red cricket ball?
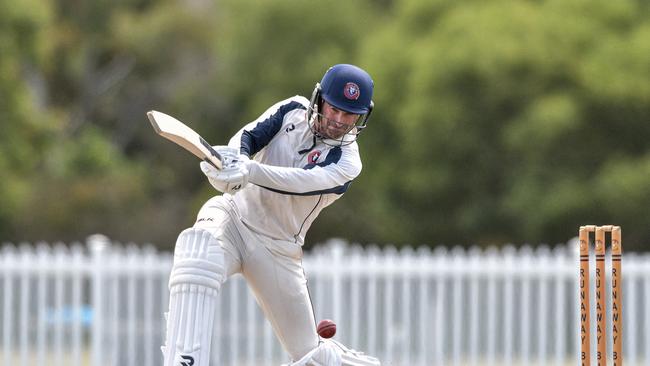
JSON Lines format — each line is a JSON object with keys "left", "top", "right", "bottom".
{"left": 317, "top": 319, "right": 337, "bottom": 338}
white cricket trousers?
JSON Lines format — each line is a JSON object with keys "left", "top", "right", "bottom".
{"left": 194, "top": 195, "right": 319, "bottom": 361}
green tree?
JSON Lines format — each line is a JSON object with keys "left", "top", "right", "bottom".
{"left": 0, "top": 0, "right": 53, "bottom": 237}
{"left": 2, "top": 0, "right": 649, "bottom": 250}
{"left": 357, "top": 0, "right": 650, "bottom": 248}
{"left": 1, "top": 0, "right": 221, "bottom": 245}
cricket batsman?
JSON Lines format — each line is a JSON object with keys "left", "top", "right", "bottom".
{"left": 162, "top": 64, "right": 380, "bottom": 366}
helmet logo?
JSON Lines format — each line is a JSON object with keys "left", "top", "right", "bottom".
{"left": 343, "top": 82, "right": 360, "bottom": 100}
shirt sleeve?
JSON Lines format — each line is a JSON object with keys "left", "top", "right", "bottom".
{"left": 228, "top": 96, "right": 307, "bottom": 156}
{"left": 246, "top": 148, "right": 362, "bottom": 195}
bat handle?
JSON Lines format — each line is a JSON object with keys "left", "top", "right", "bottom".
{"left": 203, "top": 158, "right": 220, "bottom": 169}
{"left": 200, "top": 137, "right": 223, "bottom": 160}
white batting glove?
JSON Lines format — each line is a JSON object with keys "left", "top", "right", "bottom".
{"left": 200, "top": 146, "right": 250, "bottom": 195}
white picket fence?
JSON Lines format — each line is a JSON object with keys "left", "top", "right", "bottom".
{"left": 1, "top": 235, "right": 649, "bottom": 366}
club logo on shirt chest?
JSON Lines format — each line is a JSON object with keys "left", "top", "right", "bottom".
{"left": 307, "top": 150, "right": 322, "bottom": 164}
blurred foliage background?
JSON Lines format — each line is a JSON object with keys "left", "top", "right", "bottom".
{"left": 1, "top": 0, "right": 649, "bottom": 251}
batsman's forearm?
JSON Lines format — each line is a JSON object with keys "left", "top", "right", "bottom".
{"left": 247, "top": 161, "right": 357, "bottom": 194}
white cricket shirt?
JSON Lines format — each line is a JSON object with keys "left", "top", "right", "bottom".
{"left": 226, "top": 96, "right": 362, "bottom": 245}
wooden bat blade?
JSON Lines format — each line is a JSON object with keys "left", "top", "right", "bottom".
{"left": 147, "top": 110, "right": 223, "bottom": 169}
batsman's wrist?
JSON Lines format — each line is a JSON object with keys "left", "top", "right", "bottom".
{"left": 244, "top": 159, "right": 260, "bottom": 184}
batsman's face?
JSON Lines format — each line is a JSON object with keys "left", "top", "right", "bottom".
{"left": 316, "top": 102, "right": 360, "bottom": 139}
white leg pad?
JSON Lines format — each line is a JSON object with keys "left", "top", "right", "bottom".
{"left": 162, "top": 228, "right": 225, "bottom": 366}
{"left": 284, "top": 339, "right": 380, "bottom": 366}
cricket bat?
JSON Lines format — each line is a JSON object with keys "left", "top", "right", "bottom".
{"left": 146, "top": 110, "right": 223, "bottom": 170}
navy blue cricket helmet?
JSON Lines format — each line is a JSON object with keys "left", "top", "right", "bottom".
{"left": 320, "top": 64, "right": 374, "bottom": 114}
{"left": 307, "top": 64, "right": 375, "bottom": 145}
